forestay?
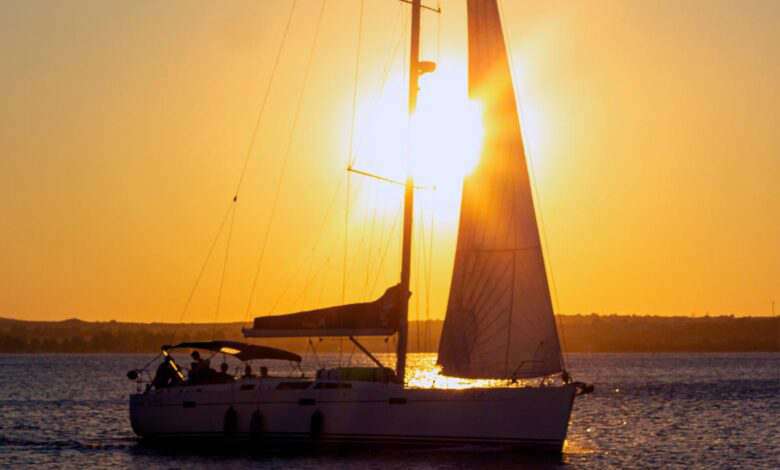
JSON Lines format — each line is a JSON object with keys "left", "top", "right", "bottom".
{"left": 437, "top": 0, "right": 563, "bottom": 379}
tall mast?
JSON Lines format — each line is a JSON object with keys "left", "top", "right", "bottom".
{"left": 396, "top": 0, "right": 422, "bottom": 384}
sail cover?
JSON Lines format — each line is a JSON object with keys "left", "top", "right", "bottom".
{"left": 437, "top": 0, "right": 563, "bottom": 379}
{"left": 243, "top": 284, "right": 406, "bottom": 338}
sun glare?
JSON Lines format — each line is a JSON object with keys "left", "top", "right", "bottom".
{"left": 353, "top": 72, "right": 484, "bottom": 191}
{"left": 350, "top": 68, "right": 484, "bottom": 228}
{"left": 404, "top": 356, "right": 528, "bottom": 390}
{"left": 410, "top": 78, "right": 483, "bottom": 188}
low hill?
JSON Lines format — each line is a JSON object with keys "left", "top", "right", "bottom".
{"left": 0, "top": 315, "right": 777, "bottom": 353}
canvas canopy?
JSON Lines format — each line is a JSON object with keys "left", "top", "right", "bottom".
{"left": 162, "top": 340, "right": 301, "bottom": 363}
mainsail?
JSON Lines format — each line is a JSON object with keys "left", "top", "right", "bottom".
{"left": 437, "top": 0, "right": 563, "bottom": 379}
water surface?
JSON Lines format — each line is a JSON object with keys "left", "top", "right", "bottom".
{"left": 1, "top": 353, "right": 778, "bottom": 468}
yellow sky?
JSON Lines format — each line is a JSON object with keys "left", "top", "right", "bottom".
{"left": 1, "top": 0, "right": 778, "bottom": 323}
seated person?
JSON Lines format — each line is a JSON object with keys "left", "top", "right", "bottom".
{"left": 260, "top": 366, "right": 269, "bottom": 378}
{"left": 188, "top": 350, "right": 212, "bottom": 384}
{"left": 243, "top": 364, "right": 254, "bottom": 378}
{"left": 213, "top": 362, "right": 234, "bottom": 384}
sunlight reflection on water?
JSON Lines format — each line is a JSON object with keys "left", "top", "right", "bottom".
{"left": 405, "top": 353, "right": 523, "bottom": 389}
{"left": 287, "top": 352, "right": 533, "bottom": 389}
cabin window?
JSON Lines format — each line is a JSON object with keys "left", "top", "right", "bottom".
{"left": 275, "top": 382, "right": 313, "bottom": 390}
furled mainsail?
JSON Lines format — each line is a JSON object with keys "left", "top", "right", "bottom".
{"left": 243, "top": 284, "right": 406, "bottom": 338}
{"left": 437, "top": 0, "right": 563, "bottom": 379}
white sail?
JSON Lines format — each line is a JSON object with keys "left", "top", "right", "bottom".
{"left": 437, "top": 0, "right": 563, "bottom": 379}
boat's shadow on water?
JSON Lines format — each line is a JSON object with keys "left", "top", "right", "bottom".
{"left": 128, "top": 438, "right": 571, "bottom": 468}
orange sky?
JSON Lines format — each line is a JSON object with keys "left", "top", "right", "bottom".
{"left": 1, "top": 0, "right": 778, "bottom": 323}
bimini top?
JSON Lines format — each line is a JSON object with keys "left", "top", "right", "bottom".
{"left": 162, "top": 340, "right": 301, "bottom": 363}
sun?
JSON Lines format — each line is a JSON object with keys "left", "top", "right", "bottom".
{"left": 352, "top": 68, "right": 484, "bottom": 216}
{"left": 411, "top": 77, "right": 483, "bottom": 189}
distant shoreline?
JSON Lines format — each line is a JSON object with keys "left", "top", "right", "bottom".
{"left": 1, "top": 315, "right": 778, "bottom": 354}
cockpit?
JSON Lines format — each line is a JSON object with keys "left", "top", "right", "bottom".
{"left": 127, "top": 340, "right": 303, "bottom": 390}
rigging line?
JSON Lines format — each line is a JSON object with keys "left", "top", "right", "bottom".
{"left": 346, "top": 0, "right": 365, "bottom": 170}
{"left": 418, "top": 201, "right": 433, "bottom": 351}
{"left": 175, "top": 201, "right": 233, "bottom": 330}
{"left": 344, "top": 172, "right": 351, "bottom": 304}
{"left": 415, "top": 204, "right": 422, "bottom": 352}
{"left": 294, "top": 236, "right": 332, "bottom": 311}
{"left": 299, "top": 232, "right": 343, "bottom": 308}
{"left": 233, "top": 0, "right": 298, "bottom": 200}
{"left": 297, "top": 188, "right": 371, "bottom": 308}
{"left": 362, "top": 185, "right": 380, "bottom": 296}
{"left": 418, "top": 206, "right": 426, "bottom": 352}
{"left": 418, "top": 201, "right": 431, "bottom": 351}
{"left": 353, "top": 9, "right": 405, "bottom": 297}
{"left": 213, "top": 203, "right": 237, "bottom": 332}
{"left": 315, "top": 257, "right": 333, "bottom": 306}
{"left": 343, "top": 0, "right": 364, "bottom": 306}
{"left": 353, "top": 4, "right": 405, "bottom": 167}
{"left": 380, "top": 5, "right": 407, "bottom": 93}
{"left": 419, "top": 203, "right": 428, "bottom": 350}
{"left": 346, "top": 342, "right": 356, "bottom": 366}
{"left": 361, "top": 188, "right": 389, "bottom": 294}
{"left": 402, "top": 2, "right": 411, "bottom": 165}
{"left": 369, "top": 203, "right": 403, "bottom": 294}
{"left": 425, "top": 193, "right": 434, "bottom": 351}
{"left": 169, "top": 2, "right": 296, "bottom": 335}
{"left": 338, "top": 185, "right": 354, "bottom": 367}
{"left": 344, "top": 24, "right": 404, "bottom": 304}
{"left": 301, "top": 249, "right": 336, "bottom": 308}
{"left": 269, "top": 178, "right": 344, "bottom": 314}
{"left": 362, "top": 195, "right": 390, "bottom": 297}
{"left": 497, "top": 0, "right": 568, "bottom": 369}
{"left": 244, "top": 0, "right": 329, "bottom": 320}
{"left": 347, "top": 179, "right": 374, "bottom": 297}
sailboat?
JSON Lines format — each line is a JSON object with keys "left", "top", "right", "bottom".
{"left": 128, "top": 0, "right": 592, "bottom": 452}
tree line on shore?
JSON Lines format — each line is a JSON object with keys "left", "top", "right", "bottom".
{"left": 0, "top": 315, "right": 777, "bottom": 354}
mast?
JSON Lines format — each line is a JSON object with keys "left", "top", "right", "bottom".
{"left": 396, "top": 0, "right": 422, "bottom": 384}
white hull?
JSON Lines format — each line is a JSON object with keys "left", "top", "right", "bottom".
{"left": 130, "top": 378, "right": 576, "bottom": 452}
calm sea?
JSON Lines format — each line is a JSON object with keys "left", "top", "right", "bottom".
{"left": 0, "top": 353, "right": 778, "bottom": 468}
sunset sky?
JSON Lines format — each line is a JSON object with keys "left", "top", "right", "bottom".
{"left": 1, "top": 0, "right": 778, "bottom": 323}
